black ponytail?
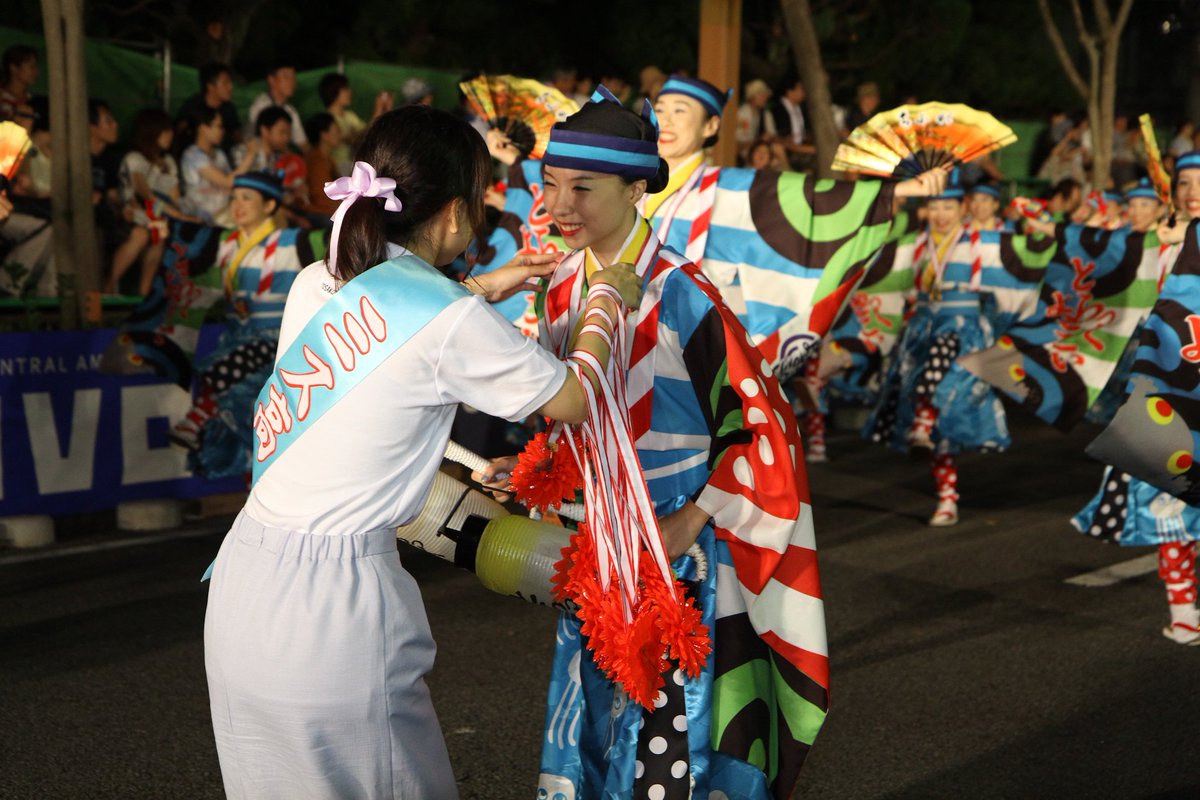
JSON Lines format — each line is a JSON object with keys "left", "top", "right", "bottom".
{"left": 329, "top": 105, "right": 491, "bottom": 280}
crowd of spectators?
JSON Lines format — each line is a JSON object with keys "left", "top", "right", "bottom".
{"left": 0, "top": 41, "right": 1188, "bottom": 302}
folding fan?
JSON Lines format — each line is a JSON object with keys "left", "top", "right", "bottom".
{"left": 459, "top": 74, "right": 579, "bottom": 160}
{"left": 833, "top": 102, "right": 1017, "bottom": 178}
{"left": 0, "top": 121, "right": 31, "bottom": 185}
{"left": 1139, "top": 113, "right": 1172, "bottom": 210}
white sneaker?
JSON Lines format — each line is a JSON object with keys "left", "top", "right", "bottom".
{"left": 1161, "top": 622, "right": 1200, "bottom": 645}
{"left": 928, "top": 499, "right": 958, "bottom": 527}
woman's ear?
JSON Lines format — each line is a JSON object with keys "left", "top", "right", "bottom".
{"left": 627, "top": 179, "right": 647, "bottom": 206}
{"left": 445, "top": 197, "right": 466, "bottom": 234}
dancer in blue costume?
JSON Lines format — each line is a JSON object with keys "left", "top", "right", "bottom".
{"left": 481, "top": 75, "right": 941, "bottom": 380}
{"left": 865, "top": 171, "right": 1044, "bottom": 526}
{"left": 1073, "top": 156, "right": 1200, "bottom": 645}
{"left": 170, "top": 171, "right": 314, "bottom": 479}
{"left": 478, "top": 88, "right": 832, "bottom": 800}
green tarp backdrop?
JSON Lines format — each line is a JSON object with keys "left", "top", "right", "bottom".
{"left": 0, "top": 24, "right": 462, "bottom": 137}
{"left": 0, "top": 23, "right": 1086, "bottom": 185}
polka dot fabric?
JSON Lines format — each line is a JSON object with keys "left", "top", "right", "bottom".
{"left": 204, "top": 339, "right": 277, "bottom": 394}
{"left": 1084, "top": 470, "right": 1131, "bottom": 544}
{"left": 633, "top": 666, "right": 691, "bottom": 799}
{"left": 916, "top": 333, "right": 960, "bottom": 397}
{"left": 1158, "top": 542, "right": 1198, "bottom": 605}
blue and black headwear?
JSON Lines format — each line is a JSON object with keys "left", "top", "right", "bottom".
{"left": 1124, "top": 177, "right": 1161, "bottom": 203}
{"left": 967, "top": 181, "right": 1001, "bottom": 200}
{"left": 233, "top": 170, "right": 285, "bottom": 203}
{"left": 543, "top": 85, "right": 670, "bottom": 194}
{"left": 658, "top": 75, "right": 732, "bottom": 119}
{"left": 1176, "top": 151, "right": 1200, "bottom": 180}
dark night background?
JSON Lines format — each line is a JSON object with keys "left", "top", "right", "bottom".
{"left": 3, "top": 0, "right": 1199, "bottom": 121}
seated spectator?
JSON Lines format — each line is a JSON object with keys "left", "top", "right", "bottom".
{"left": 1169, "top": 121, "right": 1195, "bottom": 159}
{"left": 232, "top": 106, "right": 312, "bottom": 228}
{"left": 772, "top": 77, "right": 813, "bottom": 170}
{"left": 176, "top": 62, "right": 241, "bottom": 154}
{"left": 319, "top": 72, "right": 392, "bottom": 176}
{"left": 108, "top": 108, "right": 196, "bottom": 295}
{"left": 747, "top": 136, "right": 788, "bottom": 171}
{"left": 0, "top": 187, "right": 55, "bottom": 298}
{"left": 89, "top": 99, "right": 124, "bottom": 262}
{"left": 638, "top": 65, "right": 667, "bottom": 105}
{"left": 735, "top": 79, "right": 775, "bottom": 163}
{"left": 301, "top": 112, "right": 341, "bottom": 220}
{"left": 842, "top": 81, "right": 881, "bottom": 135}
{"left": 180, "top": 106, "right": 262, "bottom": 225}
{"left": 231, "top": 106, "right": 294, "bottom": 173}
{"left": 246, "top": 62, "right": 307, "bottom": 153}
{"left": 401, "top": 77, "right": 434, "bottom": 107}
{"left": 0, "top": 45, "right": 37, "bottom": 123}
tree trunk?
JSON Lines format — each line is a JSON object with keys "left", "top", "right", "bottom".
{"left": 779, "top": 0, "right": 839, "bottom": 179}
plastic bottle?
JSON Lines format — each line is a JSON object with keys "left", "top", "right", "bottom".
{"left": 395, "top": 471, "right": 573, "bottom": 608}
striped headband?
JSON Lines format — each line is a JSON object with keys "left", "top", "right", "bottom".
{"left": 1175, "top": 150, "right": 1200, "bottom": 177}
{"left": 542, "top": 85, "right": 661, "bottom": 180}
{"left": 658, "top": 75, "right": 732, "bottom": 118}
{"left": 1124, "top": 179, "right": 1160, "bottom": 202}
{"left": 233, "top": 172, "right": 284, "bottom": 202}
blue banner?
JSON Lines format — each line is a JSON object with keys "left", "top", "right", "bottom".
{"left": 0, "top": 324, "right": 243, "bottom": 516}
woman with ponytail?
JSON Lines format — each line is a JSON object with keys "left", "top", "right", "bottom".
{"left": 203, "top": 105, "right": 641, "bottom": 799}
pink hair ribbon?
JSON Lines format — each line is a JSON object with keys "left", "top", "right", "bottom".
{"left": 324, "top": 160, "right": 403, "bottom": 273}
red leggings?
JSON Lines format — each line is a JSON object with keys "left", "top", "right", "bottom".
{"left": 1159, "top": 542, "right": 1198, "bottom": 605}
{"left": 932, "top": 452, "right": 958, "bottom": 503}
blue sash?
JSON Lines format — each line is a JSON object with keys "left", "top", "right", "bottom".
{"left": 201, "top": 255, "right": 467, "bottom": 581}
{"left": 250, "top": 254, "right": 469, "bottom": 484}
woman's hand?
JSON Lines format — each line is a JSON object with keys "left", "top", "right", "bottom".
{"left": 590, "top": 262, "right": 642, "bottom": 309}
{"left": 894, "top": 165, "right": 951, "bottom": 198}
{"left": 465, "top": 252, "right": 561, "bottom": 302}
{"left": 472, "top": 455, "right": 518, "bottom": 502}
{"left": 486, "top": 129, "right": 520, "bottom": 166}
{"left": 657, "top": 502, "right": 711, "bottom": 560}
{"left": 374, "top": 91, "right": 394, "bottom": 118}
{"left": 1158, "top": 216, "right": 1188, "bottom": 245}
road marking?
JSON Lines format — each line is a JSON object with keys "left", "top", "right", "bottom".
{"left": 0, "top": 522, "right": 230, "bottom": 566}
{"left": 1065, "top": 553, "right": 1159, "bottom": 587}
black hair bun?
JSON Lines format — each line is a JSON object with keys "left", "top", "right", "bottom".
{"left": 645, "top": 158, "right": 670, "bottom": 194}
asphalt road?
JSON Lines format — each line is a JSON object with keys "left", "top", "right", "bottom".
{"left": 1, "top": 414, "right": 1197, "bottom": 799}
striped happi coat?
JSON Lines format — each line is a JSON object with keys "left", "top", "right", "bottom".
{"left": 189, "top": 224, "right": 313, "bottom": 478}
{"left": 482, "top": 156, "right": 897, "bottom": 380}
{"left": 536, "top": 218, "right": 826, "bottom": 800}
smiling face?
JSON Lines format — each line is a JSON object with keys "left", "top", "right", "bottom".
{"left": 927, "top": 198, "right": 965, "bottom": 235}
{"left": 542, "top": 165, "right": 643, "bottom": 262}
{"left": 967, "top": 192, "right": 999, "bottom": 224}
{"left": 654, "top": 93, "right": 719, "bottom": 164}
{"left": 229, "top": 187, "right": 275, "bottom": 231}
{"left": 1176, "top": 169, "right": 1200, "bottom": 221}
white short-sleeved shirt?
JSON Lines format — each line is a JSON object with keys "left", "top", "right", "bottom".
{"left": 244, "top": 252, "right": 566, "bottom": 534}
{"left": 118, "top": 151, "right": 179, "bottom": 205}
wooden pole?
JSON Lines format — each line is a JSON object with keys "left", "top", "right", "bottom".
{"left": 39, "top": 0, "right": 99, "bottom": 327}
{"left": 40, "top": 0, "right": 76, "bottom": 327}
{"left": 698, "top": 0, "right": 742, "bottom": 168}
{"left": 62, "top": 0, "right": 100, "bottom": 312}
